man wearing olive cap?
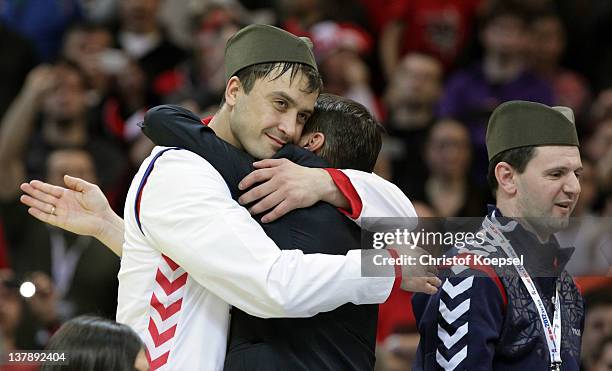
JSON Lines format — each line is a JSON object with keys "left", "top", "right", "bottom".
{"left": 412, "top": 100, "right": 584, "bottom": 370}
{"left": 114, "top": 23, "right": 427, "bottom": 371}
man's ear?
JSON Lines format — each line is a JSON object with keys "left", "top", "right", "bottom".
{"left": 495, "top": 162, "right": 517, "bottom": 196}
{"left": 224, "top": 76, "right": 242, "bottom": 107}
{"left": 302, "top": 132, "right": 325, "bottom": 152}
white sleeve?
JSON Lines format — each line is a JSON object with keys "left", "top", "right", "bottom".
{"left": 340, "top": 169, "right": 418, "bottom": 231}
{"left": 138, "top": 149, "right": 394, "bottom": 319}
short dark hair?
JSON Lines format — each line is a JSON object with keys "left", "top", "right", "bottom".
{"left": 221, "top": 62, "right": 323, "bottom": 104}
{"left": 303, "top": 94, "right": 384, "bottom": 172}
{"left": 481, "top": 0, "right": 532, "bottom": 27}
{"left": 53, "top": 57, "right": 90, "bottom": 91}
{"left": 487, "top": 146, "right": 537, "bottom": 195}
{"left": 41, "top": 316, "right": 143, "bottom": 371}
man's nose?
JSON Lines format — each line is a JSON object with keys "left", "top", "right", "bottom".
{"left": 277, "top": 113, "right": 298, "bottom": 142}
{"left": 564, "top": 172, "right": 581, "bottom": 196}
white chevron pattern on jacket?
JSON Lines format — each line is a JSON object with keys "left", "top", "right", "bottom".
{"left": 438, "top": 323, "right": 469, "bottom": 349}
{"left": 439, "top": 298, "right": 470, "bottom": 324}
{"left": 441, "top": 276, "right": 473, "bottom": 299}
{"left": 436, "top": 346, "right": 468, "bottom": 371}
{"left": 436, "top": 276, "right": 473, "bottom": 370}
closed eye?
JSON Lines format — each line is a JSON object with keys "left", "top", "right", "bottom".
{"left": 297, "top": 112, "right": 310, "bottom": 125}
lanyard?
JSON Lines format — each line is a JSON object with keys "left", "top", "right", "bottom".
{"left": 482, "top": 215, "right": 562, "bottom": 371}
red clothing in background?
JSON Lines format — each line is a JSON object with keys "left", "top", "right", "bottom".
{"left": 377, "top": 287, "right": 416, "bottom": 343}
{"left": 386, "top": 0, "right": 482, "bottom": 69}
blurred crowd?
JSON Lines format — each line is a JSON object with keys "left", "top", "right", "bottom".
{"left": 0, "top": 0, "right": 611, "bottom": 370}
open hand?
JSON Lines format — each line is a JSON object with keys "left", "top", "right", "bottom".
{"left": 20, "top": 175, "right": 111, "bottom": 238}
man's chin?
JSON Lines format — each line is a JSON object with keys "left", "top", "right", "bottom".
{"left": 544, "top": 215, "right": 570, "bottom": 232}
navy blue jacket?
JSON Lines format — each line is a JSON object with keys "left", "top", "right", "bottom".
{"left": 412, "top": 207, "right": 584, "bottom": 371}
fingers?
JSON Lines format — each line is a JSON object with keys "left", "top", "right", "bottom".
{"left": 20, "top": 195, "right": 56, "bottom": 215}
{"left": 428, "top": 276, "right": 442, "bottom": 288}
{"left": 239, "top": 174, "right": 277, "bottom": 204}
{"left": 26, "top": 206, "right": 58, "bottom": 227}
{"left": 248, "top": 190, "right": 285, "bottom": 216}
{"left": 20, "top": 182, "right": 61, "bottom": 205}
{"left": 252, "top": 158, "right": 286, "bottom": 169}
{"left": 64, "top": 175, "right": 91, "bottom": 193}
{"left": 423, "top": 282, "right": 439, "bottom": 295}
{"left": 239, "top": 168, "right": 275, "bottom": 191}
{"left": 29, "top": 180, "right": 65, "bottom": 198}
{"left": 261, "top": 199, "right": 293, "bottom": 223}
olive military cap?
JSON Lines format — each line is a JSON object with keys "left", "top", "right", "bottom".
{"left": 486, "top": 100, "right": 579, "bottom": 161}
{"left": 224, "top": 24, "right": 318, "bottom": 82}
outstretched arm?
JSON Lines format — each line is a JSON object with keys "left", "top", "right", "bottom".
{"left": 20, "top": 172, "right": 440, "bottom": 299}
{"left": 20, "top": 175, "right": 124, "bottom": 256}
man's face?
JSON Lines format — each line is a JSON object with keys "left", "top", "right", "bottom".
{"left": 529, "top": 17, "right": 564, "bottom": 67}
{"left": 482, "top": 15, "right": 528, "bottom": 58}
{"left": 229, "top": 69, "right": 317, "bottom": 159}
{"left": 120, "top": 0, "right": 159, "bottom": 33}
{"left": 583, "top": 305, "right": 612, "bottom": 362}
{"left": 42, "top": 65, "right": 87, "bottom": 122}
{"left": 426, "top": 121, "right": 471, "bottom": 179}
{"left": 395, "top": 54, "right": 442, "bottom": 106}
{"left": 514, "top": 146, "right": 582, "bottom": 231}
{"left": 46, "top": 150, "right": 97, "bottom": 187}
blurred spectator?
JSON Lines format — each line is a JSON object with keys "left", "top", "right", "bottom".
{"left": 413, "top": 119, "right": 488, "bottom": 217}
{"left": 384, "top": 53, "right": 443, "bottom": 132}
{"left": 281, "top": 0, "right": 369, "bottom": 37}
{"left": 99, "top": 58, "right": 155, "bottom": 169}
{"left": 382, "top": 53, "right": 443, "bottom": 195}
{"left": 558, "top": 159, "right": 612, "bottom": 276}
{"left": 0, "top": 24, "right": 37, "bottom": 119}
{"left": 61, "top": 23, "right": 115, "bottom": 103}
{"left": 0, "top": 0, "right": 82, "bottom": 62}
{"left": 585, "top": 119, "right": 612, "bottom": 192}
{"left": 0, "top": 271, "right": 40, "bottom": 359}
{"left": 2, "top": 148, "right": 120, "bottom": 324}
{"left": 159, "top": 0, "right": 265, "bottom": 49}
{"left": 0, "top": 61, "right": 125, "bottom": 206}
{"left": 358, "top": 0, "right": 397, "bottom": 35}
{"left": 379, "top": 0, "right": 484, "bottom": 78}
{"left": 582, "top": 288, "right": 612, "bottom": 369}
{"left": 310, "top": 21, "right": 380, "bottom": 119}
{"left": 590, "top": 336, "right": 612, "bottom": 371}
{"left": 591, "top": 89, "right": 612, "bottom": 125}
{"left": 114, "top": 0, "right": 187, "bottom": 105}
{"left": 438, "top": 1, "right": 554, "bottom": 185}
{"left": 558, "top": 1, "right": 612, "bottom": 94}
{"left": 78, "top": 0, "right": 118, "bottom": 23}
{"left": 41, "top": 315, "right": 147, "bottom": 371}
{"left": 166, "top": 3, "right": 243, "bottom": 114}
{"left": 375, "top": 325, "right": 420, "bottom": 371}
{"left": 528, "top": 11, "right": 591, "bottom": 121}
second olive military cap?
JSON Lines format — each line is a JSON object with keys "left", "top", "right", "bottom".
{"left": 486, "top": 100, "right": 579, "bottom": 161}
